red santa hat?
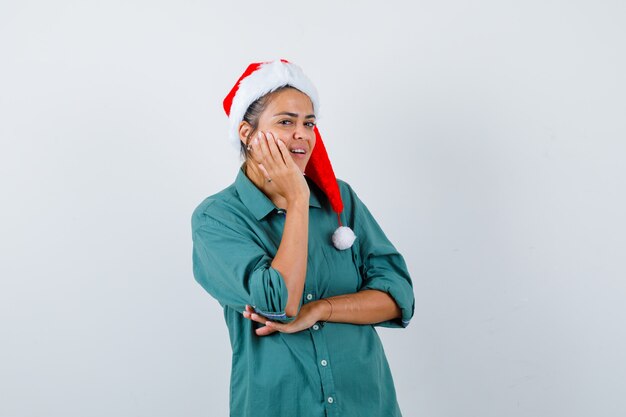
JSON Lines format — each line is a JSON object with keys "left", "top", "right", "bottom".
{"left": 223, "top": 59, "right": 356, "bottom": 250}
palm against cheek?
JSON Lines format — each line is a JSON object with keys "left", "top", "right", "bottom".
{"left": 250, "top": 131, "right": 309, "bottom": 202}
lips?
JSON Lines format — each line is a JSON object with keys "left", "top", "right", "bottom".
{"left": 289, "top": 146, "right": 307, "bottom": 155}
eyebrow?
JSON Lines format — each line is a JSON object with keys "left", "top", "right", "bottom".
{"left": 273, "top": 112, "right": 316, "bottom": 119}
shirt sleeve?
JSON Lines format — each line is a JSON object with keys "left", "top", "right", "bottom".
{"left": 342, "top": 182, "right": 415, "bottom": 328}
{"left": 192, "top": 215, "right": 297, "bottom": 323}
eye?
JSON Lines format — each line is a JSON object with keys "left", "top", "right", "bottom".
{"left": 278, "top": 119, "right": 293, "bottom": 125}
{"left": 305, "top": 121, "right": 316, "bottom": 128}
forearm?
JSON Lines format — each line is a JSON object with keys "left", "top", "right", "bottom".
{"left": 270, "top": 199, "right": 309, "bottom": 317}
{"left": 245, "top": 290, "right": 402, "bottom": 336}
{"left": 315, "top": 289, "right": 401, "bottom": 325}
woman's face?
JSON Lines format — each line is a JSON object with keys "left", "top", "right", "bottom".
{"left": 241, "top": 88, "right": 317, "bottom": 173}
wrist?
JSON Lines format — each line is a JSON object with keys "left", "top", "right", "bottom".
{"left": 315, "top": 298, "right": 333, "bottom": 323}
{"left": 285, "top": 196, "right": 309, "bottom": 210}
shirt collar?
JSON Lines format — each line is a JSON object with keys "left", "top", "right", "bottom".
{"left": 235, "top": 165, "right": 322, "bottom": 220}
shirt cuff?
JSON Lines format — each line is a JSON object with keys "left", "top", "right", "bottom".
{"left": 249, "top": 266, "right": 296, "bottom": 323}
{"left": 251, "top": 306, "right": 296, "bottom": 323}
{"left": 361, "top": 279, "right": 414, "bottom": 328}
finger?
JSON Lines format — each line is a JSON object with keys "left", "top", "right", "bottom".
{"left": 255, "top": 325, "right": 277, "bottom": 336}
{"left": 275, "top": 138, "right": 294, "bottom": 167}
{"left": 257, "top": 163, "right": 271, "bottom": 182}
{"left": 258, "top": 131, "right": 279, "bottom": 167}
{"left": 242, "top": 305, "right": 257, "bottom": 319}
{"left": 256, "top": 131, "right": 273, "bottom": 166}
{"left": 267, "top": 132, "right": 285, "bottom": 164}
{"left": 242, "top": 306, "right": 271, "bottom": 325}
{"left": 249, "top": 313, "right": 270, "bottom": 325}
{"left": 265, "top": 321, "right": 289, "bottom": 333}
{"left": 247, "top": 160, "right": 266, "bottom": 181}
{"left": 243, "top": 310, "right": 278, "bottom": 335}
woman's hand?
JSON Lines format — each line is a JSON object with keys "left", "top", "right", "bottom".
{"left": 247, "top": 131, "right": 309, "bottom": 206}
{"left": 243, "top": 302, "right": 326, "bottom": 337}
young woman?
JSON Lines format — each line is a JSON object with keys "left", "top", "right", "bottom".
{"left": 192, "top": 59, "right": 414, "bottom": 417}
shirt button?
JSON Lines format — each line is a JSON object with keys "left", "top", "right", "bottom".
{"left": 312, "top": 324, "right": 320, "bottom": 331}
{"left": 327, "top": 397, "right": 334, "bottom": 404}
{"left": 320, "top": 359, "right": 328, "bottom": 367}
{"left": 306, "top": 294, "right": 313, "bottom": 301}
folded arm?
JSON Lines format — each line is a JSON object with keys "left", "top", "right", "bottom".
{"left": 243, "top": 180, "right": 414, "bottom": 336}
{"left": 244, "top": 289, "right": 400, "bottom": 336}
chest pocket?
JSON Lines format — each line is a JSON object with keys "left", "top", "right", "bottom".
{"left": 317, "top": 238, "right": 363, "bottom": 296}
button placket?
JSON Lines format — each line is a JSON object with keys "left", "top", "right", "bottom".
{"left": 309, "top": 317, "right": 338, "bottom": 415}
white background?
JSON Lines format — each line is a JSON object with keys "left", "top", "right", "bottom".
{"left": 1, "top": 1, "right": 625, "bottom": 416}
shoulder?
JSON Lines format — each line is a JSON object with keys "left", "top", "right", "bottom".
{"left": 335, "top": 177, "right": 364, "bottom": 208}
{"left": 334, "top": 178, "right": 372, "bottom": 225}
{"left": 336, "top": 177, "right": 357, "bottom": 197}
{"left": 191, "top": 182, "right": 242, "bottom": 231}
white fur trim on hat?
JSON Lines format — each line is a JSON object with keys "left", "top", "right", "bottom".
{"left": 228, "top": 60, "right": 320, "bottom": 148}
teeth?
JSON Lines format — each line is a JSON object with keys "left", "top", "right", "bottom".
{"left": 290, "top": 149, "right": 306, "bottom": 154}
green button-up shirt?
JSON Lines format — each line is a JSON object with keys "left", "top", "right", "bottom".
{"left": 192, "top": 166, "right": 414, "bottom": 417}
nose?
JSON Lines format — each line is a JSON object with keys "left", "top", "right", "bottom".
{"left": 293, "top": 122, "right": 308, "bottom": 141}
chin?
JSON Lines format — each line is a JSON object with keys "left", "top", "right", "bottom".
{"left": 292, "top": 158, "right": 309, "bottom": 174}
{"left": 300, "top": 160, "right": 311, "bottom": 173}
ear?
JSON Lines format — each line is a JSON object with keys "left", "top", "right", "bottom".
{"left": 238, "top": 121, "right": 252, "bottom": 146}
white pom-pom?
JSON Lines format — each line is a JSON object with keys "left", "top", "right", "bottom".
{"left": 332, "top": 226, "right": 356, "bottom": 250}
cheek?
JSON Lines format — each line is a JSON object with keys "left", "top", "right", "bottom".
{"left": 256, "top": 120, "right": 272, "bottom": 131}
